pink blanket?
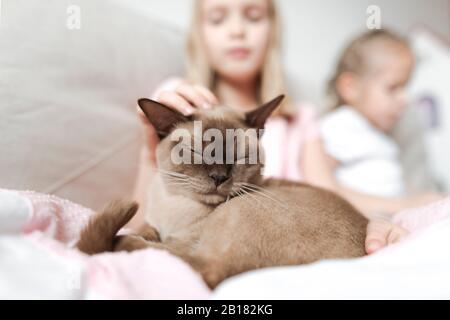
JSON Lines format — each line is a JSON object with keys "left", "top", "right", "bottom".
{"left": 0, "top": 189, "right": 210, "bottom": 299}
{"left": 0, "top": 188, "right": 449, "bottom": 299}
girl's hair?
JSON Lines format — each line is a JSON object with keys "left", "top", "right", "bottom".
{"left": 327, "top": 29, "right": 410, "bottom": 110}
{"left": 186, "top": 0, "right": 294, "bottom": 117}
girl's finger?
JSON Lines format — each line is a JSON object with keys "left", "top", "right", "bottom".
{"left": 365, "top": 219, "right": 390, "bottom": 254}
{"left": 386, "top": 225, "right": 409, "bottom": 245}
{"left": 157, "top": 91, "right": 196, "bottom": 115}
{"left": 365, "top": 219, "right": 409, "bottom": 254}
{"left": 194, "top": 85, "right": 219, "bottom": 106}
{"left": 176, "top": 84, "right": 212, "bottom": 109}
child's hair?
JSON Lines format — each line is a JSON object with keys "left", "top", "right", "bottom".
{"left": 186, "top": 0, "right": 294, "bottom": 117}
{"left": 327, "top": 29, "right": 410, "bottom": 110}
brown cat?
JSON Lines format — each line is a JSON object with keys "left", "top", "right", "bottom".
{"left": 77, "top": 95, "right": 368, "bottom": 289}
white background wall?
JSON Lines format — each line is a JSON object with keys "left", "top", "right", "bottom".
{"left": 118, "top": 0, "right": 449, "bottom": 107}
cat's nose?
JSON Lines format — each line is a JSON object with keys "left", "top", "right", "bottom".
{"left": 210, "top": 174, "right": 229, "bottom": 187}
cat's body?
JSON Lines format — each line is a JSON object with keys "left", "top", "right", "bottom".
{"left": 144, "top": 175, "right": 366, "bottom": 287}
{"left": 77, "top": 96, "right": 368, "bottom": 289}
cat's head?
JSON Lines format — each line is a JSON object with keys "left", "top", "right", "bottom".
{"left": 138, "top": 95, "right": 284, "bottom": 206}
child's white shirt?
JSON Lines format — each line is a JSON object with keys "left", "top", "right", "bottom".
{"left": 320, "top": 106, "right": 405, "bottom": 198}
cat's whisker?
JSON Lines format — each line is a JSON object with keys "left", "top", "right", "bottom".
{"left": 227, "top": 188, "right": 241, "bottom": 203}
{"left": 237, "top": 182, "right": 284, "bottom": 204}
{"left": 188, "top": 178, "right": 205, "bottom": 189}
{"left": 166, "top": 182, "right": 206, "bottom": 194}
{"left": 238, "top": 187, "right": 266, "bottom": 211}
{"left": 160, "top": 173, "right": 204, "bottom": 189}
{"left": 240, "top": 185, "right": 283, "bottom": 204}
{"left": 238, "top": 184, "right": 291, "bottom": 212}
{"left": 163, "top": 174, "right": 214, "bottom": 194}
{"left": 230, "top": 185, "right": 259, "bottom": 207}
{"left": 238, "top": 182, "right": 284, "bottom": 200}
{"left": 235, "top": 189, "right": 248, "bottom": 204}
{"left": 165, "top": 181, "right": 189, "bottom": 185}
{"left": 235, "top": 189, "right": 247, "bottom": 203}
{"left": 239, "top": 183, "right": 278, "bottom": 201}
{"left": 231, "top": 186, "right": 258, "bottom": 208}
{"left": 158, "top": 168, "right": 236, "bottom": 194}
{"left": 161, "top": 175, "right": 190, "bottom": 183}
{"left": 159, "top": 174, "right": 188, "bottom": 182}
{"left": 165, "top": 178, "right": 203, "bottom": 191}
{"left": 161, "top": 174, "right": 185, "bottom": 180}
{"left": 165, "top": 182, "right": 191, "bottom": 188}
{"left": 164, "top": 177, "right": 190, "bottom": 184}
{"left": 155, "top": 168, "right": 190, "bottom": 179}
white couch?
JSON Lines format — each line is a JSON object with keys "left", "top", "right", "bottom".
{"left": 0, "top": 0, "right": 184, "bottom": 210}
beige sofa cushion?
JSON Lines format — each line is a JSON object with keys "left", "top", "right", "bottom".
{"left": 0, "top": 0, "right": 183, "bottom": 210}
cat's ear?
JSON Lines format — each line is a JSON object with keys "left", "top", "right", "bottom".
{"left": 138, "top": 98, "right": 190, "bottom": 139}
{"left": 245, "top": 95, "right": 285, "bottom": 130}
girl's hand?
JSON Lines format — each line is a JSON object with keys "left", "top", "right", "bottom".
{"left": 137, "top": 82, "right": 219, "bottom": 163}
{"left": 365, "top": 219, "right": 409, "bottom": 254}
{"left": 155, "top": 82, "right": 219, "bottom": 115}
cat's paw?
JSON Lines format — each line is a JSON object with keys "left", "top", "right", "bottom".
{"left": 138, "top": 224, "right": 161, "bottom": 242}
{"left": 113, "top": 235, "right": 151, "bottom": 252}
{"left": 200, "top": 265, "right": 226, "bottom": 289}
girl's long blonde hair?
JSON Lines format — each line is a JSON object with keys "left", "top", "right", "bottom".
{"left": 186, "top": 0, "right": 294, "bottom": 117}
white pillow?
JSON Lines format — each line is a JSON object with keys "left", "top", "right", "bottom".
{"left": 408, "top": 27, "right": 450, "bottom": 192}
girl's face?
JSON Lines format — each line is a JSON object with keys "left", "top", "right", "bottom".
{"left": 349, "top": 44, "right": 414, "bottom": 132}
{"left": 201, "top": 0, "right": 271, "bottom": 83}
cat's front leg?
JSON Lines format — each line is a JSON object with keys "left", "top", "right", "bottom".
{"left": 137, "top": 224, "right": 161, "bottom": 242}
{"left": 113, "top": 235, "right": 153, "bottom": 252}
{"left": 113, "top": 235, "right": 225, "bottom": 289}
{"left": 111, "top": 222, "right": 161, "bottom": 252}
{"left": 113, "top": 234, "right": 177, "bottom": 253}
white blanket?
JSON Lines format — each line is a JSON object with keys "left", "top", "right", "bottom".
{"left": 213, "top": 215, "right": 450, "bottom": 299}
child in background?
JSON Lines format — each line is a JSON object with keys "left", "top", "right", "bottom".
{"left": 321, "top": 30, "right": 414, "bottom": 198}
